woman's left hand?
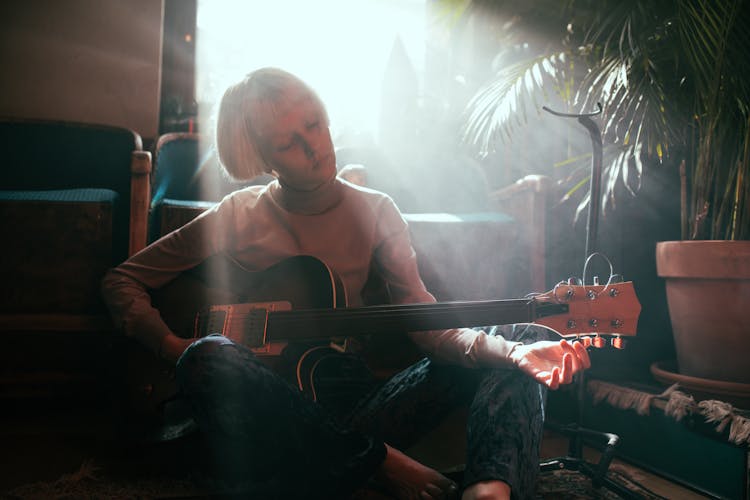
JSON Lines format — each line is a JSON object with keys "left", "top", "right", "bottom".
{"left": 509, "top": 339, "right": 591, "bottom": 389}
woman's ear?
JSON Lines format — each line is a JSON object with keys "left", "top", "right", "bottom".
{"left": 254, "top": 141, "right": 274, "bottom": 174}
{"left": 258, "top": 147, "right": 276, "bottom": 176}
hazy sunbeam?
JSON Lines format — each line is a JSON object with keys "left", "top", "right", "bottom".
{"left": 196, "top": 0, "right": 426, "bottom": 144}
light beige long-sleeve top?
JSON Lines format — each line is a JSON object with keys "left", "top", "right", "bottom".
{"left": 101, "top": 177, "right": 519, "bottom": 368}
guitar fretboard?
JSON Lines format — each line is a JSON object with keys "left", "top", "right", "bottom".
{"left": 263, "top": 299, "right": 565, "bottom": 341}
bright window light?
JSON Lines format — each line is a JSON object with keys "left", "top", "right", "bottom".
{"left": 196, "top": 0, "right": 426, "bottom": 144}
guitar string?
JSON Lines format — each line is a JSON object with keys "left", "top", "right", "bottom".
{"left": 581, "top": 252, "right": 615, "bottom": 297}
{"left": 216, "top": 301, "right": 534, "bottom": 325}
{"left": 547, "top": 252, "right": 617, "bottom": 304}
{"left": 204, "top": 294, "right": 632, "bottom": 341}
{"left": 201, "top": 274, "right": 630, "bottom": 339}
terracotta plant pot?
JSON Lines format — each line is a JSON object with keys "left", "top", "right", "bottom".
{"left": 656, "top": 240, "right": 750, "bottom": 384}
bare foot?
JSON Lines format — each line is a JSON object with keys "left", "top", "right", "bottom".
{"left": 461, "top": 480, "right": 510, "bottom": 500}
{"left": 373, "top": 444, "right": 459, "bottom": 500}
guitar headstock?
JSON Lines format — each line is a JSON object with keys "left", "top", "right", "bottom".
{"left": 534, "top": 281, "right": 641, "bottom": 348}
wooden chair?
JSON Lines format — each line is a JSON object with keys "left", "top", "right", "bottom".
{"left": 0, "top": 118, "right": 151, "bottom": 398}
{"left": 489, "top": 174, "right": 551, "bottom": 294}
{"left": 150, "top": 133, "right": 271, "bottom": 241}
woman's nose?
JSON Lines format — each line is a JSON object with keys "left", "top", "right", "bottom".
{"left": 301, "top": 132, "right": 321, "bottom": 160}
{"left": 302, "top": 140, "right": 316, "bottom": 160}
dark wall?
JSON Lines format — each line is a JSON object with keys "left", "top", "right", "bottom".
{"left": 0, "top": 0, "right": 163, "bottom": 138}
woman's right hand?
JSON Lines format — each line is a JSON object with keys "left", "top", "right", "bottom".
{"left": 158, "top": 334, "right": 196, "bottom": 364}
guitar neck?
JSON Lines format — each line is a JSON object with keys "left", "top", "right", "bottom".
{"left": 264, "top": 298, "right": 566, "bottom": 342}
{"left": 180, "top": 256, "right": 639, "bottom": 349}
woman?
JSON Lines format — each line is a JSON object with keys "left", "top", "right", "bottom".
{"left": 102, "top": 67, "right": 590, "bottom": 500}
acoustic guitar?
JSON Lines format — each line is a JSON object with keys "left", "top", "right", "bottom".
{"left": 127, "top": 254, "right": 641, "bottom": 419}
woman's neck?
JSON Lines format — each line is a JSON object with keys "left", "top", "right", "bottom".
{"left": 271, "top": 175, "right": 344, "bottom": 215}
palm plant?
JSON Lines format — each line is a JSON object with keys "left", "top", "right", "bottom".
{"left": 453, "top": 0, "right": 750, "bottom": 240}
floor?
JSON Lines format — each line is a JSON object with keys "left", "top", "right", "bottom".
{"left": 0, "top": 394, "right": 714, "bottom": 499}
{"left": 538, "top": 432, "right": 711, "bottom": 499}
{"left": 405, "top": 407, "right": 714, "bottom": 500}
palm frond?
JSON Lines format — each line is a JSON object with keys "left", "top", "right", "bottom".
{"left": 675, "top": 0, "right": 750, "bottom": 239}
{"left": 461, "top": 51, "right": 571, "bottom": 154}
{"left": 554, "top": 142, "right": 643, "bottom": 221}
{"left": 457, "top": 0, "right": 750, "bottom": 239}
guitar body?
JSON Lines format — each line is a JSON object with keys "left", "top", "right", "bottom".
{"left": 126, "top": 255, "right": 348, "bottom": 421}
{"left": 152, "top": 254, "right": 347, "bottom": 337}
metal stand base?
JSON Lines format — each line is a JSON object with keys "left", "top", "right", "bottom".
{"left": 541, "top": 420, "right": 644, "bottom": 499}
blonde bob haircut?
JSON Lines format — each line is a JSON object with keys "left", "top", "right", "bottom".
{"left": 215, "top": 67, "right": 329, "bottom": 181}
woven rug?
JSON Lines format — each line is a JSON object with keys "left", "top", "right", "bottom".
{"left": 1, "top": 459, "right": 667, "bottom": 499}
{"left": 536, "top": 466, "right": 667, "bottom": 499}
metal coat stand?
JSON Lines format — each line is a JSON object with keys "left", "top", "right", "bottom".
{"left": 539, "top": 103, "right": 641, "bottom": 499}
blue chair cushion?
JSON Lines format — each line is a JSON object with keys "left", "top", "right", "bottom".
{"left": 0, "top": 188, "right": 119, "bottom": 203}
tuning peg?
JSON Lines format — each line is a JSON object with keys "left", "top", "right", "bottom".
{"left": 609, "top": 274, "right": 624, "bottom": 283}
{"left": 591, "top": 336, "right": 607, "bottom": 348}
{"left": 567, "top": 277, "right": 582, "bottom": 286}
{"left": 611, "top": 336, "right": 626, "bottom": 349}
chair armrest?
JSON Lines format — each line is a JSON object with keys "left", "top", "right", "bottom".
{"left": 490, "top": 174, "right": 551, "bottom": 202}
{"left": 129, "top": 150, "right": 152, "bottom": 256}
{"left": 489, "top": 175, "right": 552, "bottom": 293}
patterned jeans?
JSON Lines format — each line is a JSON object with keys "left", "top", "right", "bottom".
{"left": 175, "top": 325, "right": 552, "bottom": 499}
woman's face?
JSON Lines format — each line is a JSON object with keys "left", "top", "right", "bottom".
{"left": 253, "top": 88, "right": 336, "bottom": 191}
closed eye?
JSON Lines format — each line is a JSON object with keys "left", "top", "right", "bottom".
{"left": 306, "top": 120, "right": 320, "bottom": 130}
